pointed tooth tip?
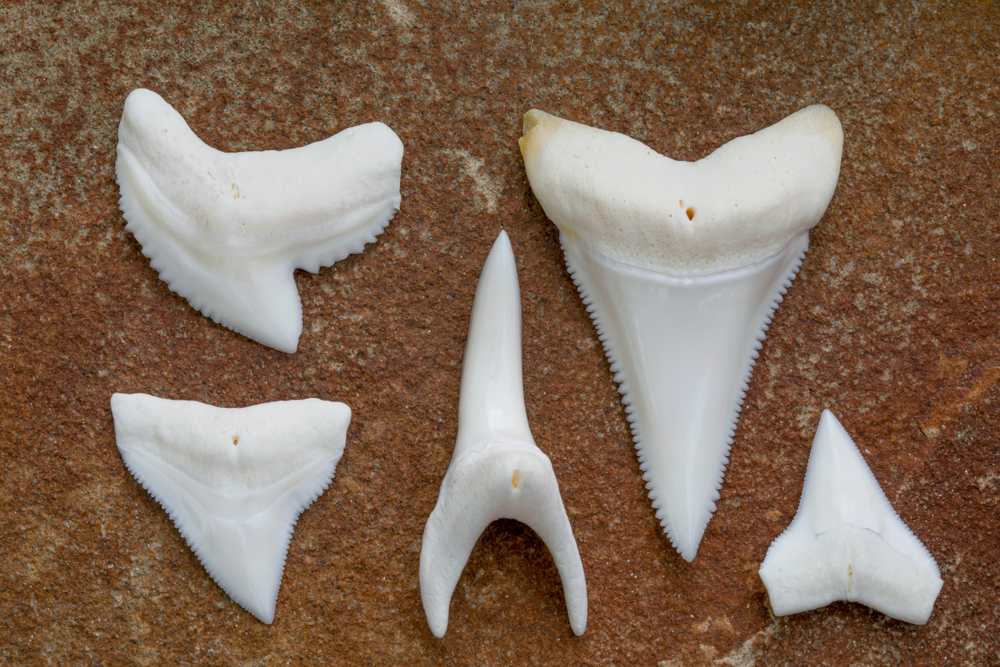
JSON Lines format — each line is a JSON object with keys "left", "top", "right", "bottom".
{"left": 253, "top": 608, "right": 276, "bottom": 625}
{"left": 484, "top": 229, "right": 517, "bottom": 271}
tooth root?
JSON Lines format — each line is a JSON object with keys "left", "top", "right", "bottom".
{"left": 759, "top": 410, "right": 942, "bottom": 624}
{"left": 561, "top": 231, "right": 809, "bottom": 561}
{"left": 420, "top": 444, "right": 588, "bottom": 637}
{"left": 420, "top": 231, "right": 587, "bottom": 637}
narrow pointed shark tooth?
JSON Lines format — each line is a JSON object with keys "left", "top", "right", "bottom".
{"left": 759, "top": 410, "right": 943, "bottom": 624}
{"left": 110, "top": 392, "right": 352, "bottom": 624}
{"left": 520, "top": 107, "right": 844, "bottom": 561}
{"left": 115, "top": 88, "right": 404, "bottom": 353}
{"left": 419, "top": 231, "right": 587, "bottom": 638}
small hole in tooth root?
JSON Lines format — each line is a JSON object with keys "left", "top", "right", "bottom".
{"left": 512, "top": 470, "right": 521, "bottom": 489}
{"left": 232, "top": 435, "right": 239, "bottom": 446}
{"left": 686, "top": 207, "right": 695, "bottom": 220}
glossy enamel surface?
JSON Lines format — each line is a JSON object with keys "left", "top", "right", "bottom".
{"left": 562, "top": 231, "right": 809, "bottom": 561}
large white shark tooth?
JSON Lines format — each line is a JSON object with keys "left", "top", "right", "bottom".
{"left": 115, "top": 88, "right": 404, "bottom": 353}
{"left": 110, "top": 392, "right": 352, "bottom": 624}
{"left": 520, "top": 106, "right": 844, "bottom": 561}
{"left": 759, "top": 410, "right": 943, "bottom": 624}
{"left": 419, "top": 231, "right": 587, "bottom": 638}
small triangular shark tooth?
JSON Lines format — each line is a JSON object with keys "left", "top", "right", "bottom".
{"left": 115, "top": 88, "right": 404, "bottom": 353}
{"left": 419, "top": 231, "right": 587, "bottom": 638}
{"left": 759, "top": 410, "right": 943, "bottom": 625}
{"left": 520, "top": 106, "right": 843, "bottom": 561}
{"left": 111, "top": 393, "right": 352, "bottom": 624}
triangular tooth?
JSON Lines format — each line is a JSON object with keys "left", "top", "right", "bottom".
{"left": 115, "top": 88, "right": 404, "bottom": 352}
{"left": 759, "top": 410, "right": 943, "bottom": 624}
{"left": 111, "top": 393, "right": 352, "bottom": 623}
{"left": 420, "top": 231, "right": 587, "bottom": 638}
{"left": 520, "top": 106, "right": 843, "bottom": 561}
{"left": 561, "top": 231, "right": 809, "bottom": 561}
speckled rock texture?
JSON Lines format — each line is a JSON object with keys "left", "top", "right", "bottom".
{"left": 0, "top": 1, "right": 997, "bottom": 665}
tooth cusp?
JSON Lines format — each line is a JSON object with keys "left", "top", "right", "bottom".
{"left": 555, "top": 226, "right": 812, "bottom": 561}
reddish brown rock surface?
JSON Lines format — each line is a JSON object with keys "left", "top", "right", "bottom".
{"left": 1, "top": 1, "right": 998, "bottom": 664}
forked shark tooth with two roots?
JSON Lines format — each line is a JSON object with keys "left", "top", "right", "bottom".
{"left": 111, "top": 393, "right": 352, "bottom": 624}
{"left": 115, "top": 88, "right": 404, "bottom": 353}
{"left": 759, "top": 410, "right": 943, "bottom": 624}
{"left": 419, "top": 231, "right": 587, "bottom": 638}
{"left": 520, "top": 106, "right": 844, "bottom": 561}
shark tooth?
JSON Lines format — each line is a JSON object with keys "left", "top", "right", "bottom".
{"left": 111, "top": 392, "right": 352, "bottom": 623}
{"left": 520, "top": 106, "right": 843, "bottom": 561}
{"left": 419, "top": 231, "right": 587, "bottom": 638}
{"left": 115, "top": 88, "right": 404, "bottom": 353}
{"left": 759, "top": 410, "right": 943, "bottom": 624}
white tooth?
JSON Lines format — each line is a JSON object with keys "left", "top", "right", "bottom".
{"left": 520, "top": 106, "right": 843, "bottom": 561}
{"left": 111, "top": 393, "right": 352, "bottom": 624}
{"left": 560, "top": 232, "right": 808, "bottom": 561}
{"left": 115, "top": 88, "right": 404, "bottom": 353}
{"left": 419, "top": 231, "right": 587, "bottom": 638}
{"left": 759, "top": 410, "right": 942, "bottom": 624}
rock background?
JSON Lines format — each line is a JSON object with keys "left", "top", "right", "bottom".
{"left": 1, "top": 1, "right": 997, "bottom": 664}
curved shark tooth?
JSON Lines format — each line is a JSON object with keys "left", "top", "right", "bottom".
{"left": 419, "top": 231, "right": 587, "bottom": 638}
{"left": 115, "top": 88, "right": 404, "bottom": 353}
{"left": 759, "top": 410, "right": 943, "bottom": 624}
{"left": 520, "top": 107, "right": 843, "bottom": 561}
{"left": 110, "top": 392, "right": 352, "bottom": 624}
